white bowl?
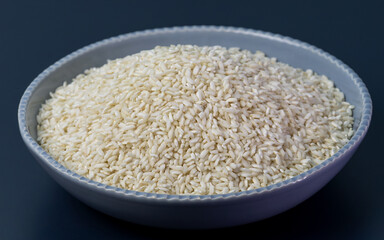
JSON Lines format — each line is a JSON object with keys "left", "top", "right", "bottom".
{"left": 18, "top": 26, "right": 372, "bottom": 229}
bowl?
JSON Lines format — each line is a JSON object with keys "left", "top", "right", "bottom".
{"left": 18, "top": 26, "right": 372, "bottom": 229}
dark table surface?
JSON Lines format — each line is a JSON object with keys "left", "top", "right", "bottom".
{"left": 1, "top": 0, "right": 383, "bottom": 239}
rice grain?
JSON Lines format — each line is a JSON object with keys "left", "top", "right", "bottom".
{"left": 37, "top": 45, "right": 354, "bottom": 195}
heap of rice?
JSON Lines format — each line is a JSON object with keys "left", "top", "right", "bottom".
{"left": 37, "top": 45, "right": 354, "bottom": 195}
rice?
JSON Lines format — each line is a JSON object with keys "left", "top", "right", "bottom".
{"left": 37, "top": 45, "right": 354, "bottom": 195}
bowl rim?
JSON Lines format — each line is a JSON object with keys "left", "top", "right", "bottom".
{"left": 18, "top": 25, "right": 372, "bottom": 202}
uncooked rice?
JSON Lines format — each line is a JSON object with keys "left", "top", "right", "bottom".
{"left": 37, "top": 45, "right": 354, "bottom": 195}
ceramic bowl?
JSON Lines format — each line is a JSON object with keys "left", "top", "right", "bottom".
{"left": 18, "top": 26, "right": 372, "bottom": 229}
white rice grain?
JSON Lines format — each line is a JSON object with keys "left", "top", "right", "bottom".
{"left": 37, "top": 45, "right": 354, "bottom": 195}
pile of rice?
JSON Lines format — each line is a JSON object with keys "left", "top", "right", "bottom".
{"left": 37, "top": 45, "right": 354, "bottom": 195}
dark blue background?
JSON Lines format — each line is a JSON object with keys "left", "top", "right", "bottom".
{"left": 1, "top": 0, "right": 383, "bottom": 239}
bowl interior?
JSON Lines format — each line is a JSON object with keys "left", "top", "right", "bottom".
{"left": 24, "top": 27, "right": 366, "bottom": 162}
